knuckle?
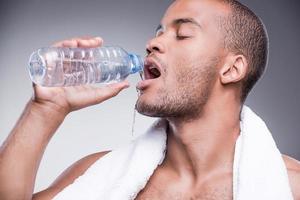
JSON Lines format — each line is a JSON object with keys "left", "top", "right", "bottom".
{"left": 51, "top": 36, "right": 103, "bottom": 48}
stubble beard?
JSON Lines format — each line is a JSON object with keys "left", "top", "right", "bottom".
{"left": 135, "top": 57, "right": 218, "bottom": 122}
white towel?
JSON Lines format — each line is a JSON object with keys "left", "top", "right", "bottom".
{"left": 233, "top": 106, "right": 293, "bottom": 200}
{"left": 53, "top": 105, "right": 293, "bottom": 200}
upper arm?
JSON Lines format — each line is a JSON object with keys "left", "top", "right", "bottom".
{"left": 282, "top": 155, "right": 300, "bottom": 200}
{"left": 32, "top": 151, "right": 110, "bottom": 200}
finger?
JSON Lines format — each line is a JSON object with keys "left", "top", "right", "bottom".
{"left": 77, "top": 37, "right": 103, "bottom": 48}
{"left": 52, "top": 39, "right": 78, "bottom": 48}
{"left": 71, "top": 36, "right": 94, "bottom": 40}
{"left": 69, "top": 36, "right": 102, "bottom": 42}
{"left": 52, "top": 36, "right": 92, "bottom": 47}
{"left": 93, "top": 81, "right": 130, "bottom": 103}
{"left": 52, "top": 36, "right": 103, "bottom": 48}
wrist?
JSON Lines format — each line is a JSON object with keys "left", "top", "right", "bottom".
{"left": 27, "top": 98, "right": 68, "bottom": 124}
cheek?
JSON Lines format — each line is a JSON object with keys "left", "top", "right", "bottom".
{"left": 164, "top": 60, "right": 191, "bottom": 89}
{"left": 168, "top": 52, "right": 198, "bottom": 76}
{"left": 169, "top": 44, "right": 205, "bottom": 69}
{"left": 164, "top": 43, "right": 213, "bottom": 84}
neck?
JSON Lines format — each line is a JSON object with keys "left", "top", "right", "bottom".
{"left": 163, "top": 100, "right": 242, "bottom": 184}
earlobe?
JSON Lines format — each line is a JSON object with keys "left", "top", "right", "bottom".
{"left": 219, "top": 55, "right": 248, "bottom": 85}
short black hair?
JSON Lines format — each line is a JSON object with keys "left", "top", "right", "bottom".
{"left": 219, "top": 0, "right": 269, "bottom": 103}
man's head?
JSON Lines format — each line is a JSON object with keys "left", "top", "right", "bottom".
{"left": 136, "top": 0, "right": 268, "bottom": 120}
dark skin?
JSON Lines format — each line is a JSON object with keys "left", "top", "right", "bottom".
{"left": 139, "top": 1, "right": 300, "bottom": 199}
{"left": 0, "top": 0, "right": 299, "bottom": 200}
{"left": 136, "top": 0, "right": 300, "bottom": 198}
{"left": 136, "top": 0, "right": 236, "bottom": 199}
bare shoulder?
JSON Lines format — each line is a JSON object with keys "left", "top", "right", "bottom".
{"left": 32, "top": 150, "right": 111, "bottom": 200}
{"left": 282, "top": 154, "right": 300, "bottom": 200}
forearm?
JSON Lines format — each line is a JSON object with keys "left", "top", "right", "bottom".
{"left": 0, "top": 100, "right": 66, "bottom": 200}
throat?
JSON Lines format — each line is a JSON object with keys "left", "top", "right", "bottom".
{"left": 163, "top": 117, "right": 240, "bottom": 181}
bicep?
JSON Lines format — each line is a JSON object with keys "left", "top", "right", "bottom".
{"left": 32, "top": 151, "right": 110, "bottom": 200}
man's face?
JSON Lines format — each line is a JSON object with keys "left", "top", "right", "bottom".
{"left": 136, "top": 0, "right": 229, "bottom": 119}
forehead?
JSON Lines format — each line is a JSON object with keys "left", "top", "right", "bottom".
{"left": 162, "top": 0, "right": 230, "bottom": 28}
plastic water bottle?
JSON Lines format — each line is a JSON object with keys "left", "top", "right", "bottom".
{"left": 28, "top": 46, "right": 143, "bottom": 87}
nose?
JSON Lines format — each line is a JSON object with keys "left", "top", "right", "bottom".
{"left": 146, "top": 37, "right": 166, "bottom": 55}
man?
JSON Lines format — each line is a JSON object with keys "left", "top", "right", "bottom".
{"left": 0, "top": 0, "right": 299, "bottom": 199}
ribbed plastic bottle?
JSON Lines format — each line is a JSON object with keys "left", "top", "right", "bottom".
{"left": 28, "top": 46, "right": 143, "bottom": 87}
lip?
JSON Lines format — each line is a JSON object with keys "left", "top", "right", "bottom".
{"left": 136, "top": 79, "right": 156, "bottom": 91}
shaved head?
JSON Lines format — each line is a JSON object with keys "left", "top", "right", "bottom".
{"left": 217, "top": 0, "right": 269, "bottom": 102}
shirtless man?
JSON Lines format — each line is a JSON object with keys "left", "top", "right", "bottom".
{"left": 0, "top": 0, "right": 299, "bottom": 199}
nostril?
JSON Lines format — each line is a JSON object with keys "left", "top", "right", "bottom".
{"left": 146, "top": 48, "right": 151, "bottom": 55}
{"left": 152, "top": 46, "right": 160, "bottom": 52}
{"left": 146, "top": 46, "right": 161, "bottom": 55}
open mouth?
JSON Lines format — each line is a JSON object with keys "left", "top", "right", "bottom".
{"left": 143, "top": 58, "right": 162, "bottom": 80}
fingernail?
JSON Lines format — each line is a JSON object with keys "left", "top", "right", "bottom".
{"left": 94, "top": 37, "right": 103, "bottom": 43}
{"left": 94, "top": 37, "right": 101, "bottom": 40}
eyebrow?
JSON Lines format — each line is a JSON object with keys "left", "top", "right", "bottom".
{"left": 173, "top": 18, "right": 202, "bottom": 29}
{"left": 156, "top": 18, "right": 202, "bottom": 33}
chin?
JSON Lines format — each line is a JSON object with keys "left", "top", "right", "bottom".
{"left": 135, "top": 97, "right": 160, "bottom": 117}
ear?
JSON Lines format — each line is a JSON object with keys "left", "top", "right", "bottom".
{"left": 219, "top": 54, "right": 248, "bottom": 85}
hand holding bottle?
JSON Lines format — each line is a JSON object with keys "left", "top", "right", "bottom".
{"left": 32, "top": 36, "right": 130, "bottom": 116}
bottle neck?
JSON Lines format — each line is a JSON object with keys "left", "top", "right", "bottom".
{"left": 129, "top": 54, "right": 143, "bottom": 74}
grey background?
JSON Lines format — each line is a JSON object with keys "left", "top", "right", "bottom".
{"left": 0, "top": 0, "right": 299, "bottom": 192}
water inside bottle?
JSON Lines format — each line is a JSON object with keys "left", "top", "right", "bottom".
{"left": 60, "top": 57, "right": 130, "bottom": 86}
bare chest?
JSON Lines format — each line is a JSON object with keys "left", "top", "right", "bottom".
{"left": 134, "top": 173, "right": 233, "bottom": 200}
{"left": 135, "top": 186, "right": 232, "bottom": 200}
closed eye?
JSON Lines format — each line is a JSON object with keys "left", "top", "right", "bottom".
{"left": 176, "top": 35, "right": 190, "bottom": 40}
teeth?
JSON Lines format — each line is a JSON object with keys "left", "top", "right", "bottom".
{"left": 149, "top": 64, "right": 157, "bottom": 69}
